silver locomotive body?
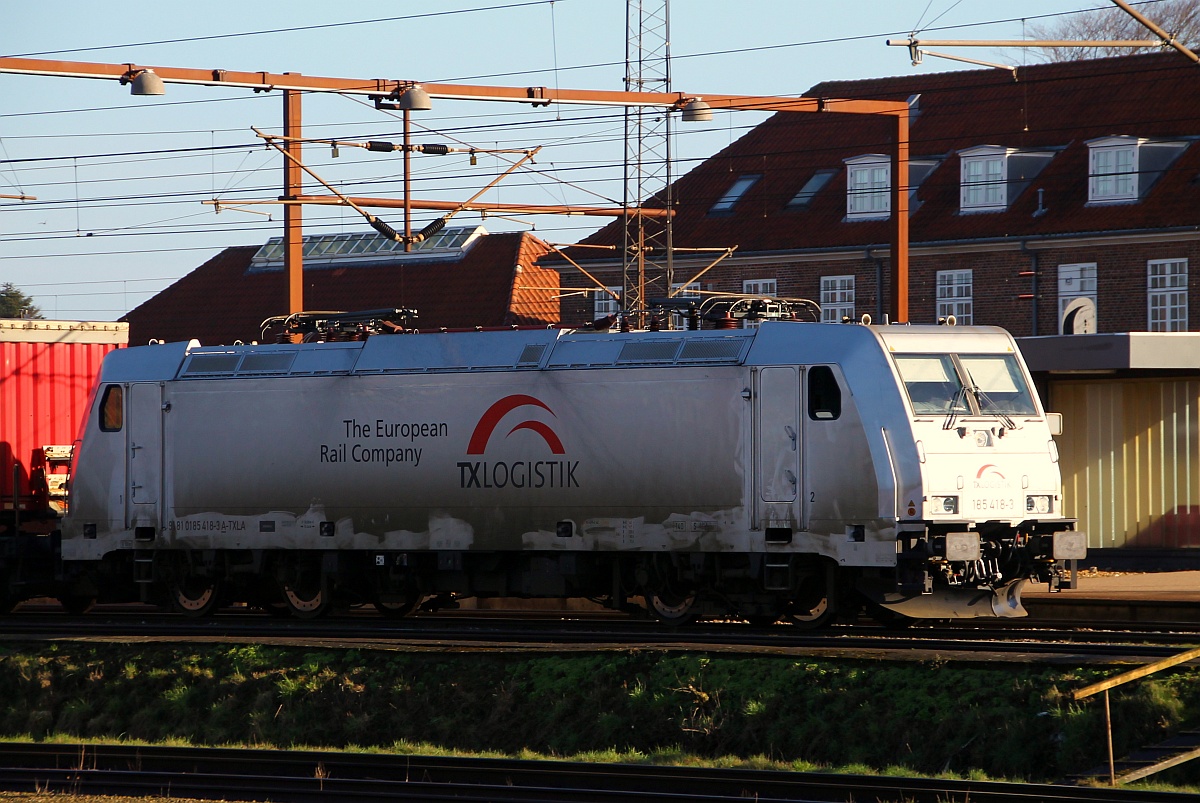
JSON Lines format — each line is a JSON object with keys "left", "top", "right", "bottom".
{"left": 59, "top": 322, "right": 1083, "bottom": 622}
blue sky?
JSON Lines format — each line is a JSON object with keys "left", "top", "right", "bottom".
{"left": 0, "top": 2, "right": 1147, "bottom": 320}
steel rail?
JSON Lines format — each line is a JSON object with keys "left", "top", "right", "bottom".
{"left": 0, "top": 742, "right": 1189, "bottom": 803}
{"left": 0, "top": 611, "right": 1198, "bottom": 662}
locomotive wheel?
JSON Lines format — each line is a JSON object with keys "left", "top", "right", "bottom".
{"left": 279, "top": 559, "right": 331, "bottom": 619}
{"left": 171, "top": 576, "right": 222, "bottom": 617}
{"left": 373, "top": 587, "right": 421, "bottom": 618}
{"left": 282, "top": 585, "right": 328, "bottom": 619}
{"left": 161, "top": 554, "right": 222, "bottom": 617}
{"left": 373, "top": 598, "right": 419, "bottom": 618}
{"left": 788, "top": 596, "right": 832, "bottom": 629}
{"left": 372, "top": 571, "right": 421, "bottom": 618}
{"left": 645, "top": 591, "right": 698, "bottom": 625}
{"left": 788, "top": 571, "right": 834, "bottom": 630}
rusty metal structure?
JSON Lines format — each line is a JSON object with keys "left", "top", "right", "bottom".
{"left": 623, "top": 0, "right": 673, "bottom": 328}
{"left": 0, "top": 57, "right": 911, "bottom": 322}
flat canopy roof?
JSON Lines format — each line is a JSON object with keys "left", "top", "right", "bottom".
{"left": 0, "top": 319, "right": 128, "bottom": 346}
{"left": 1017, "top": 333, "right": 1200, "bottom": 373}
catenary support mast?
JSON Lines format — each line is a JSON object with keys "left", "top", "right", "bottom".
{"left": 624, "top": 0, "right": 673, "bottom": 328}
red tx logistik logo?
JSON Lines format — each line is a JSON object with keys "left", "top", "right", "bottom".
{"left": 466, "top": 394, "right": 564, "bottom": 455}
{"left": 458, "top": 394, "right": 579, "bottom": 489}
{"left": 973, "top": 463, "right": 1011, "bottom": 489}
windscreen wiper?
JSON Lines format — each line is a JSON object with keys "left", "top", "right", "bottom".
{"left": 970, "top": 385, "right": 1018, "bottom": 431}
{"left": 943, "top": 384, "right": 971, "bottom": 430}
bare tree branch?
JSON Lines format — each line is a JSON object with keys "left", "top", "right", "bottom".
{"left": 1027, "top": 0, "right": 1200, "bottom": 61}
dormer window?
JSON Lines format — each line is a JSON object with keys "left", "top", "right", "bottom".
{"left": 1086, "top": 136, "right": 1188, "bottom": 204}
{"left": 1088, "top": 136, "right": 1139, "bottom": 202}
{"left": 844, "top": 155, "right": 890, "bottom": 219}
{"left": 960, "top": 146, "right": 1009, "bottom": 211}
{"left": 957, "top": 145, "right": 1057, "bottom": 213}
{"left": 709, "top": 173, "right": 761, "bottom": 214}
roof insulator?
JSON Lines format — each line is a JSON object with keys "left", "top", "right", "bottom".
{"left": 417, "top": 217, "right": 447, "bottom": 241}
{"left": 369, "top": 217, "right": 401, "bottom": 241}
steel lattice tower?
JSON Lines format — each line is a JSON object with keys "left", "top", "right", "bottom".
{"left": 623, "top": 0, "right": 673, "bottom": 327}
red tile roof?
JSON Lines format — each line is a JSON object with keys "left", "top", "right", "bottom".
{"left": 568, "top": 53, "right": 1200, "bottom": 255}
{"left": 123, "top": 231, "right": 558, "bottom": 346}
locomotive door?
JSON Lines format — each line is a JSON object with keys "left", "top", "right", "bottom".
{"left": 127, "top": 382, "right": 163, "bottom": 529}
{"left": 755, "top": 367, "right": 802, "bottom": 532}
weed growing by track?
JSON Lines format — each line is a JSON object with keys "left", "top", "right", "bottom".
{"left": 0, "top": 643, "right": 1198, "bottom": 786}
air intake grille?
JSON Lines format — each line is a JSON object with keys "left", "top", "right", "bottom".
{"left": 617, "top": 341, "right": 682, "bottom": 363}
{"left": 517, "top": 344, "right": 547, "bottom": 365}
{"left": 679, "top": 339, "right": 745, "bottom": 361}
{"left": 182, "top": 354, "right": 240, "bottom": 375}
{"left": 238, "top": 352, "right": 297, "bottom": 374}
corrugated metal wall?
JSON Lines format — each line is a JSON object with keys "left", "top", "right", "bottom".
{"left": 1052, "top": 378, "right": 1200, "bottom": 548}
{"left": 1, "top": 340, "right": 114, "bottom": 506}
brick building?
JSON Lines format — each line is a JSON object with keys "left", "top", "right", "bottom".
{"left": 123, "top": 226, "right": 560, "bottom": 346}
{"left": 549, "top": 53, "right": 1200, "bottom": 557}
{"left": 555, "top": 52, "right": 1200, "bottom": 337}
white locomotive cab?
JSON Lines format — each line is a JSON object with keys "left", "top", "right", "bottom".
{"left": 56, "top": 322, "right": 1081, "bottom": 624}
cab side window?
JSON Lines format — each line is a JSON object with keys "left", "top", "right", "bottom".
{"left": 99, "top": 385, "right": 124, "bottom": 432}
{"left": 808, "top": 365, "right": 841, "bottom": 420}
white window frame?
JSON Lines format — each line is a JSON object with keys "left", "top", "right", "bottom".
{"left": 1058, "top": 263, "right": 1098, "bottom": 333}
{"left": 1088, "top": 136, "right": 1139, "bottom": 203}
{"left": 936, "top": 269, "right": 973, "bottom": 325}
{"left": 820, "top": 275, "right": 855, "bottom": 323}
{"left": 593, "top": 285, "right": 622, "bottom": 319}
{"left": 959, "top": 145, "right": 1009, "bottom": 212}
{"left": 1148, "top": 258, "right": 1188, "bottom": 332}
{"left": 844, "top": 155, "right": 890, "bottom": 219}
{"left": 742, "top": 279, "right": 777, "bottom": 296}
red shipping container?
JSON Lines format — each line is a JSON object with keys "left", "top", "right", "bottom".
{"left": 1, "top": 320, "right": 127, "bottom": 514}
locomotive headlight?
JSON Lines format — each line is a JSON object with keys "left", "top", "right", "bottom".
{"left": 932, "top": 496, "right": 959, "bottom": 514}
{"left": 1026, "top": 495, "right": 1053, "bottom": 514}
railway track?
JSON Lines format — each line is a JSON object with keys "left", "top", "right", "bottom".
{"left": 1, "top": 607, "right": 1198, "bottom": 662}
{"left": 0, "top": 742, "right": 1191, "bottom": 803}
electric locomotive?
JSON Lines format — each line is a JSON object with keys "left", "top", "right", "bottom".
{"left": 52, "top": 314, "right": 1084, "bottom": 624}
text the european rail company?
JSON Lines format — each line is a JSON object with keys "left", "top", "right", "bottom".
{"left": 319, "top": 417, "right": 449, "bottom": 468}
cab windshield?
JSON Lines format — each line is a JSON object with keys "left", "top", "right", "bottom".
{"left": 893, "top": 355, "right": 971, "bottom": 415}
{"left": 893, "top": 353, "right": 1038, "bottom": 417}
{"left": 959, "top": 354, "right": 1038, "bottom": 415}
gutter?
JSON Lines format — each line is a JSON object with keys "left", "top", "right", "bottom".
{"left": 545, "top": 225, "right": 1200, "bottom": 272}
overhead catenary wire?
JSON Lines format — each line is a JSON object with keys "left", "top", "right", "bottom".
{"left": 1, "top": 2, "right": 1189, "bottom": 313}
{"left": 0, "top": 5, "right": 1140, "bottom": 125}
{"left": 2, "top": 1, "right": 564, "bottom": 59}
{"left": 8, "top": 54, "right": 1195, "bottom": 185}
{"left": 250, "top": 127, "right": 542, "bottom": 242}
